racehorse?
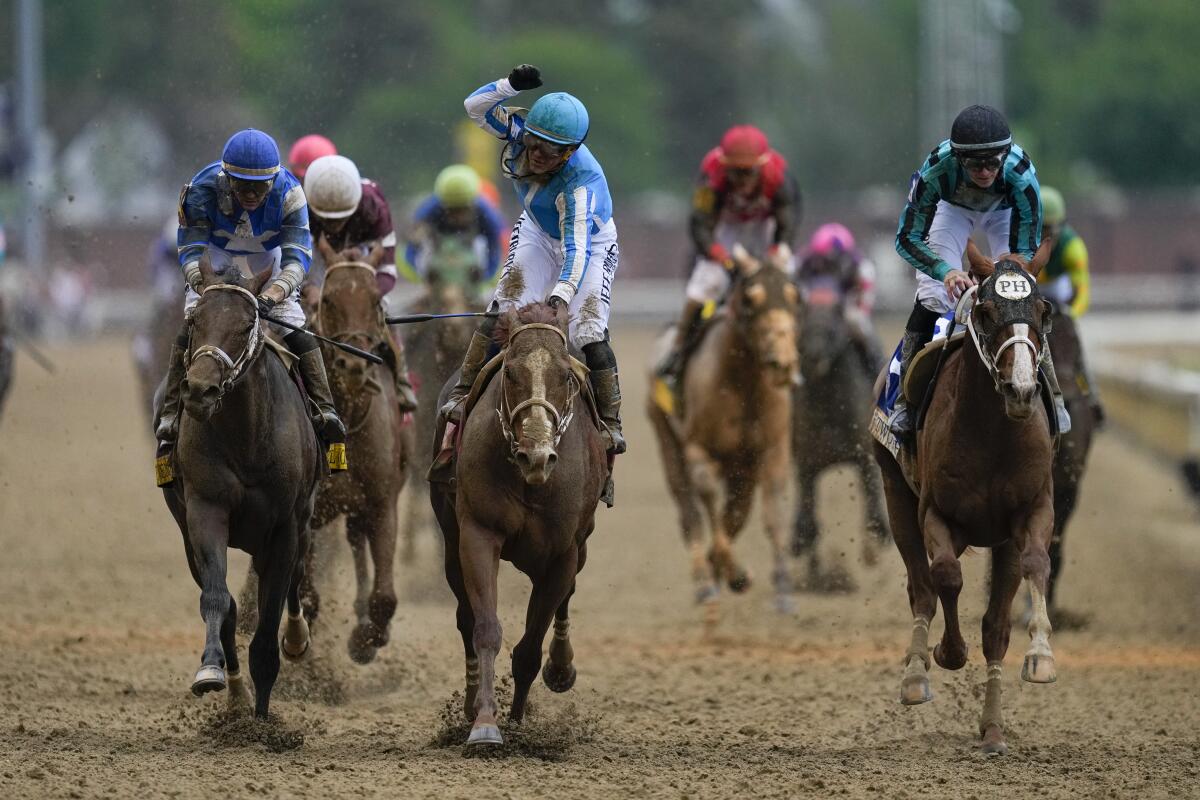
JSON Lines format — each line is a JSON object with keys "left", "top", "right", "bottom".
{"left": 160, "top": 259, "right": 322, "bottom": 719}
{"left": 0, "top": 299, "right": 12, "bottom": 420}
{"left": 303, "top": 238, "right": 408, "bottom": 663}
{"left": 647, "top": 249, "right": 799, "bottom": 615}
{"left": 1042, "top": 304, "right": 1096, "bottom": 627}
{"left": 398, "top": 238, "right": 479, "bottom": 564}
{"left": 874, "top": 245, "right": 1056, "bottom": 756}
{"left": 791, "top": 274, "right": 890, "bottom": 588}
{"left": 430, "top": 302, "right": 608, "bottom": 748}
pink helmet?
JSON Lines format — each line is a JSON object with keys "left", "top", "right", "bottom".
{"left": 808, "top": 223, "right": 856, "bottom": 257}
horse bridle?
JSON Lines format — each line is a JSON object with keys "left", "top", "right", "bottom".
{"left": 496, "top": 322, "right": 579, "bottom": 460}
{"left": 319, "top": 261, "right": 385, "bottom": 351}
{"left": 961, "top": 283, "right": 1043, "bottom": 392}
{"left": 188, "top": 283, "right": 264, "bottom": 398}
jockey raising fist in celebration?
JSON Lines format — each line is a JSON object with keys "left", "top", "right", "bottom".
{"left": 441, "top": 64, "right": 625, "bottom": 456}
{"left": 154, "top": 128, "right": 346, "bottom": 463}
{"left": 303, "top": 153, "right": 418, "bottom": 413}
{"left": 657, "top": 124, "right": 801, "bottom": 384}
{"left": 889, "top": 104, "right": 1070, "bottom": 438}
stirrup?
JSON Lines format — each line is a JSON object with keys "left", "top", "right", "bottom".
{"left": 1054, "top": 400, "right": 1072, "bottom": 435}
{"left": 154, "top": 441, "right": 175, "bottom": 488}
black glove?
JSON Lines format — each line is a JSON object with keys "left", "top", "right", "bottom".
{"left": 257, "top": 295, "right": 278, "bottom": 316}
{"left": 508, "top": 64, "right": 542, "bottom": 91}
{"left": 547, "top": 295, "right": 567, "bottom": 311}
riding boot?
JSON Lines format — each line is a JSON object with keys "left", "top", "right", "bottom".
{"left": 589, "top": 367, "right": 627, "bottom": 455}
{"left": 153, "top": 321, "right": 192, "bottom": 487}
{"left": 384, "top": 331, "right": 419, "bottom": 413}
{"left": 656, "top": 299, "right": 706, "bottom": 385}
{"left": 295, "top": 346, "right": 348, "bottom": 443}
{"left": 1039, "top": 349, "right": 1072, "bottom": 435}
{"left": 887, "top": 330, "right": 928, "bottom": 438}
{"left": 439, "top": 326, "right": 494, "bottom": 424}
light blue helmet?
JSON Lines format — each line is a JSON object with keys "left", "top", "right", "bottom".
{"left": 221, "top": 128, "right": 281, "bottom": 181}
{"left": 524, "top": 92, "right": 589, "bottom": 146}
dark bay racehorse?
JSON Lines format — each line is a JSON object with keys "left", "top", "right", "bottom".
{"left": 304, "top": 239, "right": 408, "bottom": 663}
{"left": 874, "top": 247, "right": 1056, "bottom": 756}
{"left": 399, "top": 240, "right": 479, "bottom": 563}
{"left": 0, "top": 300, "right": 12, "bottom": 420}
{"left": 161, "top": 261, "right": 321, "bottom": 718}
{"left": 430, "top": 302, "right": 608, "bottom": 748}
{"left": 792, "top": 275, "right": 890, "bottom": 587}
{"left": 647, "top": 250, "right": 799, "bottom": 616}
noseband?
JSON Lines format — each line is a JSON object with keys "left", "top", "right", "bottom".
{"left": 188, "top": 283, "right": 264, "bottom": 398}
{"left": 496, "top": 322, "right": 579, "bottom": 460}
{"left": 961, "top": 284, "right": 1043, "bottom": 392}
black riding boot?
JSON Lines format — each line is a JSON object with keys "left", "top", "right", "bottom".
{"left": 583, "top": 337, "right": 626, "bottom": 455}
{"left": 656, "top": 298, "right": 706, "bottom": 384}
{"left": 286, "top": 330, "right": 347, "bottom": 443}
{"left": 153, "top": 321, "right": 192, "bottom": 486}
{"left": 888, "top": 301, "right": 941, "bottom": 438}
{"left": 439, "top": 317, "right": 496, "bottom": 424}
{"left": 1038, "top": 349, "right": 1072, "bottom": 435}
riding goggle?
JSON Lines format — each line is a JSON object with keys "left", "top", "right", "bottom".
{"left": 958, "top": 154, "right": 1004, "bottom": 172}
{"left": 522, "top": 132, "right": 570, "bottom": 159}
{"left": 230, "top": 176, "right": 275, "bottom": 200}
{"left": 726, "top": 166, "right": 761, "bottom": 180}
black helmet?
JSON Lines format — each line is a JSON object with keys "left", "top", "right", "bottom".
{"left": 950, "top": 105, "right": 1011, "bottom": 154}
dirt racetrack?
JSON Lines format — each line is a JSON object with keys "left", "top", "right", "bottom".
{"left": 1, "top": 326, "right": 1197, "bottom": 799}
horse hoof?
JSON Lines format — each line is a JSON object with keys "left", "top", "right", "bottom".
{"left": 694, "top": 584, "right": 719, "bottom": 605}
{"left": 980, "top": 725, "right": 1008, "bottom": 756}
{"left": 1021, "top": 653, "right": 1057, "bottom": 684}
{"left": 466, "top": 724, "right": 503, "bottom": 748}
{"left": 933, "top": 642, "right": 967, "bottom": 671}
{"left": 227, "top": 671, "right": 253, "bottom": 709}
{"left": 347, "top": 626, "right": 379, "bottom": 665}
{"left": 191, "top": 665, "right": 226, "bottom": 696}
{"left": 899, "top": 675, "right": 933, "bottom": 705}
{"left": 541, "top": 661, "right": 577, "bottom": 693}
{"left": 728, "top": 569, "right": 752, "bottom": 594}
{"left": 281, "top": 614, "right": 311, "bottom": 662}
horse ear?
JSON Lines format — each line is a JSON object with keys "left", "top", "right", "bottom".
{"left": 965, "top": 239, "right": 994, "bottom": 279}
{"left": 251, "top": 266, "right": 274, "bottom": 295}
{"left": 730, "top": 243, "right": 761, "bottom": 275}
{"left": 1029, "top": 235, "right": 1052, "bottom": 277}
{"left": 315, "top": 234, "right": 337, "bottom": 266}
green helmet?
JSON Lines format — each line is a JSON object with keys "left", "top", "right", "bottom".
{"left": 1041, "top": 186, "right": 1066, "bottom": 225}
{"left": 434, "top": 164, "right": 481, "bottom": 208}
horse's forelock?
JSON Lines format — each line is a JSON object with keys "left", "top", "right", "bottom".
{"left": 493, "top": 302, "right": 563, "bottom": 347}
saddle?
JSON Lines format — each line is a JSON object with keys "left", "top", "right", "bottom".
{"left": 264, "top": 335, "right": 343, "bottom": 472}
{"left": 652, "top": 299, "right": 723, "bottom": 418}
{"left": 426, "top": 350, "right": 604, "bottom": 490}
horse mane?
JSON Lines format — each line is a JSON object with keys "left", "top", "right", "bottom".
{"left": 492, "top": 302, "right": 563, "bottom": 347}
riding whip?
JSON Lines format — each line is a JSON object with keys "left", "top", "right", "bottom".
{"left": 262, "top": 316, "right": 384, "bottom": 365}
{"left": 385, "top": 312, "right": 501, "bottom": 325}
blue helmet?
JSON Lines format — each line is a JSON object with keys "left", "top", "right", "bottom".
{"left": 221, "top": 128, "right": 281, "bottom": 181}
{"left": 524, "top": 92, "right": 589, "bottom": 146}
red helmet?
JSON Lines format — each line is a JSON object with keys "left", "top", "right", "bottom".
{"left": 287, "top": 134, "right": 337, "bottom": 178}
{"left": 719, "top": 125, "right": 770, "bottom": 168}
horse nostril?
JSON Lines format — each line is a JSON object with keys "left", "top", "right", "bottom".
{"left": 545, "top": 452, "right": 558, "bottom": 470}
{"left": 515, "top": 451, "right": 532, "bottom": 471}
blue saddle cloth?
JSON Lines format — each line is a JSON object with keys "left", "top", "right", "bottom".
{"left": 876, "top": 311, "right": 958, "bottom": 415}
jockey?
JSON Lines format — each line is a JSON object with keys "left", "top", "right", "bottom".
{"left": 286, "top": 134, "right": 337, "bottom": 180}
{"left": 154, "top": 128, "right": 346, "bottom": 454}
{"left": 890, "top": 104, "right": 1070, "bottom": 436}
{"left": 657, "top": 124, "right": 800, "bottom": 382}
{"left": 404, "top": 164, "right": 507, "bottom": 285}
{"left": 443, "top": 63, "right": 625, "bottom": 455}
{"left": 303, "top": 153, "right": 417, "bottom": 413}
{"left": 1038, "top": 186, "right": 1104, "bottom": 424}
{"left": 797, "top": 222, "right": 882, "bottom": 374}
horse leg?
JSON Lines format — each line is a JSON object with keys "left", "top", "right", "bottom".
{"left": 511, "top": 547, "right": 579, "bottom": 723}
{"left": 186, "top": 501, "right": 233, "bottom": 696}
{"left": 236, "top": 566, "right": 259, "bottom": 635}
{"left": 979, "top": 541, "right": 1022, "bottom": 755}
{"left": 543, "top": 580, "right": 578, "bottom": 694}
{"left": 1020, "top": 492, "right": 1057, "bottom": 684}
{"left": 400, "top": 468, "right": 423, "bottom": 565}
{"left": 364, "top": 503, "right": 400, "bottom": 654}
{"left": 857, "top": 449, "right": 891, "bottom": 565}
{"left": 249, "top": 531, "right": 299, "bottom": 719}
{"left": 281, "top": 564, "right": 311, "bottom": 663}
{"left": 221, "top": 594, "right": 252, "bottom": 709}
{"left": 298, "top": 529, "right": 321, "bottom": 624}
{"left": 459, "top": 519, "right": 504, "bottom": 747}
{"left": 684, "top": 443, "right": 724, "bottom": 607}
{"left": 790, "top": 459, "right": 819, "bottom": 560}
{"left": 925, "top": 507, "right": 968, "bottom": 671}
{"left": 345, "top": 509, "right": 396, "bottom": 664}
{"left": 720, "top": 471, "right": 756, "bottom": 595}
{"left": 759, "top": 443, "right": 794, "bottom": 612}
{"left": 876, "top": 445, "right": 936, "bottom": 704}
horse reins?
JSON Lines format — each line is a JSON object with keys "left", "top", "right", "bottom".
{"left": 497, "top": 322, "right": 579, "bottom": 459}
{"left": 189, "top": 283, "right": 264, "bottom": 398}
{"left": 318, "top": 261, "right": 390, "bottom": 434}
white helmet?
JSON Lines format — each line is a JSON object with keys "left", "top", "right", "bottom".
{"left": 304, "top": 155, "right": 362, "bottom": 219}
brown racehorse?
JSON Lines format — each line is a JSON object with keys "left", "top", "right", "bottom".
{"left": 875, "top": 245, "right": 1056, "bottom": 756}
{"left": 430, "top": 302, "right": 608, "bottom": 749}
{"left": 398, "top": 241, "right": 479, "bottom": 564}
{"left": 303, "top": 239, "right": 408, "bottom": 664}
{"left": 161, "top": 260, "right": 322, "bottom": 719}
{"left": 647, "top": 250, "right": 799, "bottom": 616}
